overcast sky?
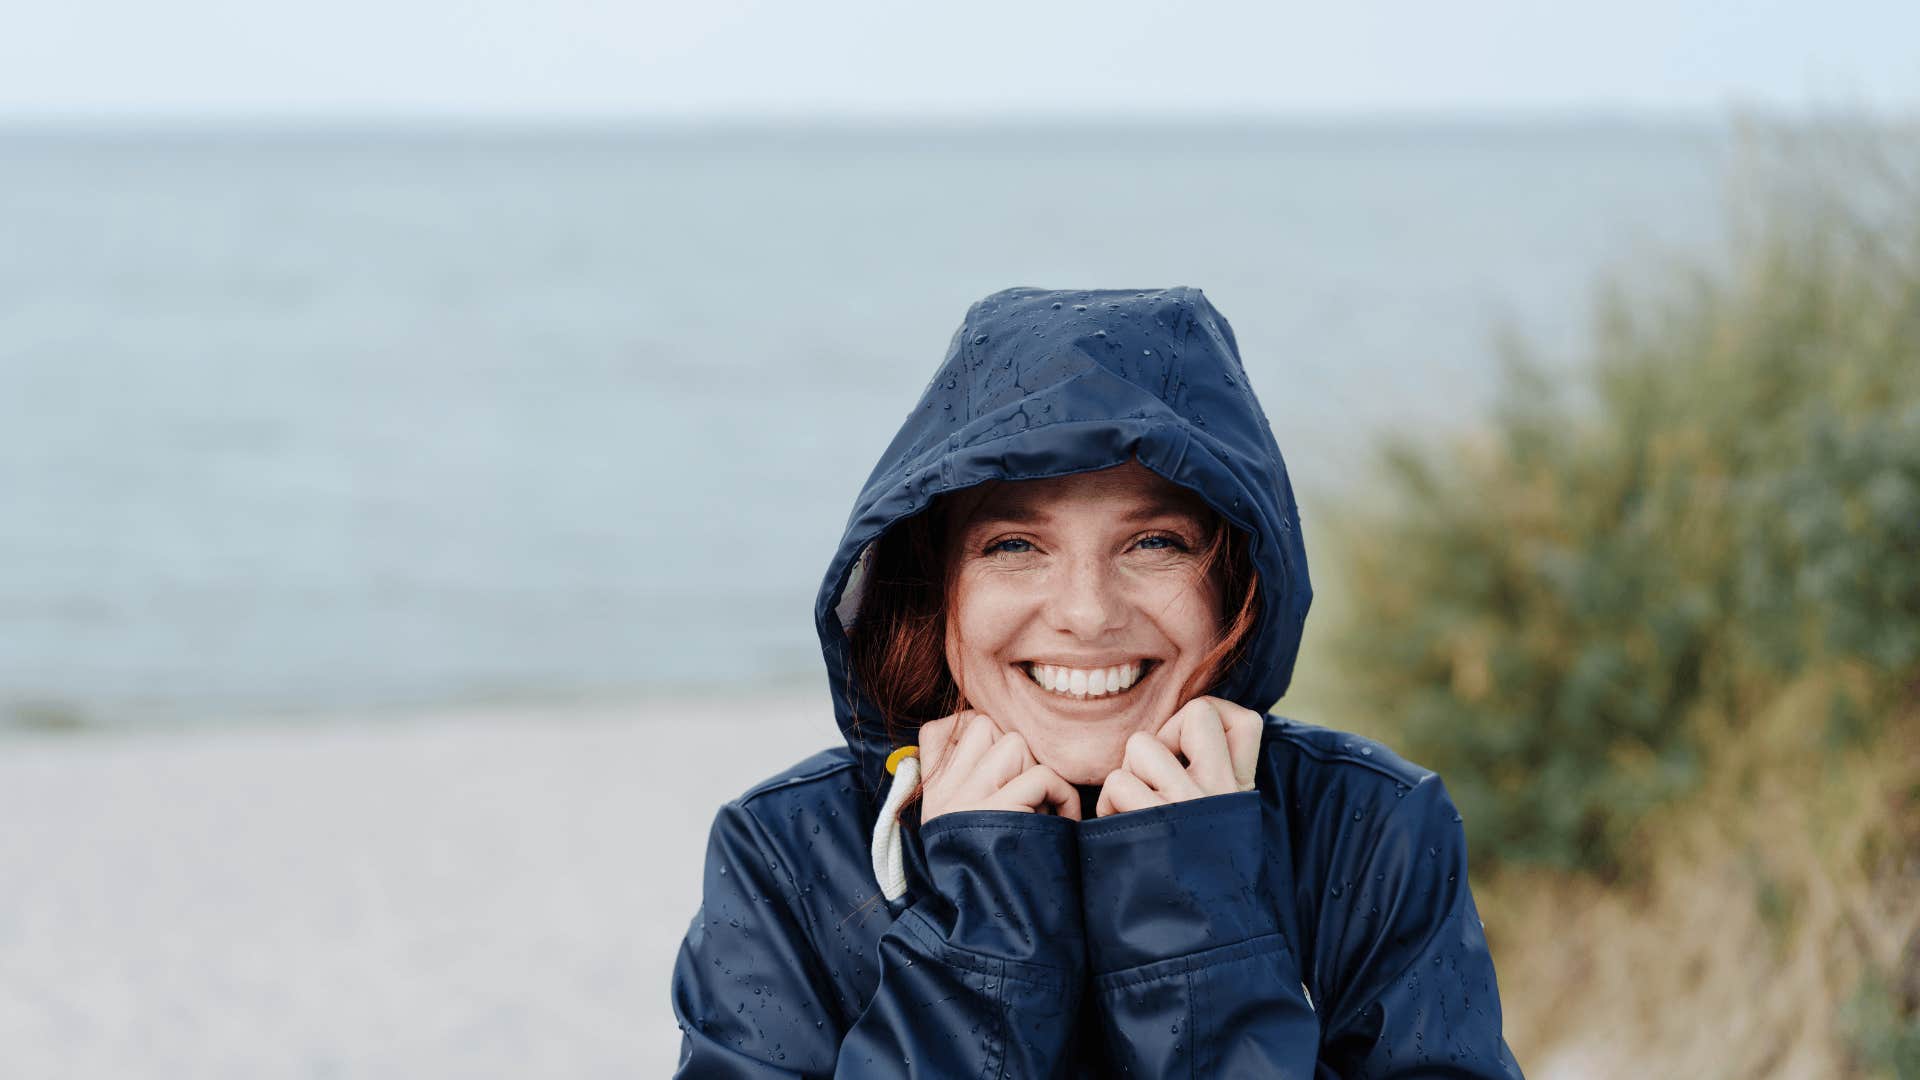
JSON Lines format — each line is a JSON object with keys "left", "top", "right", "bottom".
{"left": 4, "top": 0, "right": 1914, "bottom": 118}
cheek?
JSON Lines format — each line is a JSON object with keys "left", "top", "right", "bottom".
{"left": 1149, "top": 578, "right": 1225, "bottom": 647}
{"left": 946, "top": 579, "right": 1032, "bottom": 684}
{"left": 946, "top": 583, "right": 1000, "bottom": 678}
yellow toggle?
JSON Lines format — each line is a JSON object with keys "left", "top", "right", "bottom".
{"left": 885, "top": 746, "right": 919, "bottom": 775}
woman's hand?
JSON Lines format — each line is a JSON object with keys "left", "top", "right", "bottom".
{"left": 1094, "top": 696, "right": 1264, "bottom": 817}
{"left": 918, "top": 710, "right": 1082, "bottom": 824}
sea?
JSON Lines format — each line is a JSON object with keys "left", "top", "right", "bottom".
{"left": 0, "top": 118, "right": 1731, "bottom": 729}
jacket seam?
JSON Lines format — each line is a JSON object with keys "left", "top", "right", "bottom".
{"left": 890, "top": 909, "right": 1015, "bottom": 1080}
{"left": 1269, "top": 727, "right": 1437, "bottom": 788}
{"left": 1091, "top": 930, "right": 1290, "bottom": 987}
{"left": 896, "top": 906, "right": 1072, "bottom": 991}
{"left": 983, "top": 956, "right": 1009, "bottom": 1080}
{"left": 737, "top": 756, "right": 859, "bottom": 809}
{"left": 1185, "top": 965, "right": 1201, "bottom": 1080}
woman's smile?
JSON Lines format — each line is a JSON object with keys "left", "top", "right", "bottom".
{"left": 1015, "top": 658, "right": 1162, "bottom": 704}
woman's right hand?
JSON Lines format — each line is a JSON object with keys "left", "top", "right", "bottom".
{"left": 918, "top": 711, "right": 1081, "bottom": 824}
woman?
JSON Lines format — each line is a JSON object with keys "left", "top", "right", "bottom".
{"left": 671, "top": 287, "right": 1524, "bottom": 1077}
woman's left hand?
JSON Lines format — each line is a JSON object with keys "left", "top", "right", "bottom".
{"left": 1094, "top": 696, "right": 1264, "bottom": 817}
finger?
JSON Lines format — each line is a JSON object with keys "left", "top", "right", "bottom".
{"left": 1174, "top": 700, "right": 1237, "bottom": 795}
{"left": 1123, "top": 732, "right": 1206, "bottom": 801}
{"left": 942, "top": 711, "right": 999, "bottom": 781}
{"left": 974, "top": 729, "right": 1036, "bottom": 792}
{"left": 918, "top": 713, "right": 963, "bottom": 775}
{"left": 1155, "top": 701, "right": 1192, "bottom": 760}
{"left": 1215, "top": 699, "right": 1264, "bottom": 791}
{"left": 991, "top": 764, "right": 1081, "bottom": 821}
{"left": 1096, "top": 769, "right": 1164, "bottom": 817}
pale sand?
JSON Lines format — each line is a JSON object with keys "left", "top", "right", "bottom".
{"left": 0, "top": 690, "right": 841, "bottom": 1079}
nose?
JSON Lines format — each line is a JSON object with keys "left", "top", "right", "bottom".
{"left": 1043, "top": 552, "right": 1129, "bottom": 640}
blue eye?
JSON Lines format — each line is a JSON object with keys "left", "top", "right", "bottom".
{"left": 1137, "top": 533, "right": 1189, "bottom": 552}
{"left": 985, "top": 538, "right": 1033, "bottom": 555}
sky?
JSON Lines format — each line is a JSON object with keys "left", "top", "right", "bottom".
{"left": 2, "top": 0, "right": 1915, "bottom": 119}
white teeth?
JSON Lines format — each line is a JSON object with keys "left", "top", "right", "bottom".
{"left": 1024, "top": 661, "right": 1147, "bottom": 700}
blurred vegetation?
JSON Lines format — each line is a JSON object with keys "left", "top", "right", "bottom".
{"left": 1331, "top": 119, "right": 1920, "bottom": 1076}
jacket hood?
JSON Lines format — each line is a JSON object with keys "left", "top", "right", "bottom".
{"left": 814, "top": 286, "right": 1312, "bottom": 800}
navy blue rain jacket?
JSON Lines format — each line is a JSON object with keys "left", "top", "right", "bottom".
{"left": 671, "top": 287, "right": 1525, "bottom": 1078}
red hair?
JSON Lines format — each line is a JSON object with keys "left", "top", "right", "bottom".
{"left": 844, "top": 463, "right": 1263, "bottom": 761}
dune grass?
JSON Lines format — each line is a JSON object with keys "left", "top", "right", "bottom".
{"left": 1324, "top": 120, "right": 1920, "bottom": 1076}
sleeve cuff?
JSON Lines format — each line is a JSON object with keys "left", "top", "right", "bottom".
{"left": 1077, "top": 790, "right": 1277, "bottom": 974}
{"left": 918, "top": 809, "right": 1085, "bottom": 970}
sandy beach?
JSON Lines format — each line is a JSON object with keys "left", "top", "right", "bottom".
{"left": 0, "top": 690, "right": 839, "bottom": 1078}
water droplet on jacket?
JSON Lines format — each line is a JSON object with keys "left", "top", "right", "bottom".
{"left": 1224, "top": 372, "right": 1236, "bottom": 386}
{"left": 1329, "top": 883, "right": 1344, "bottom": 898}
{"left": 1051, "top": 301, "right": 1062, "bottom": 309}
{"left": 1073, "top": 304, "right": 1088, "bottom": 312}
{"left": 1360, "top": 745, "right": 1374, "bottom": 756}
{"left": 1093, "top": 330, "right": 1107, "bottom": 338}
{"left": 1142, "top": 349, "right": 1153, "bottom": 356}
{"left": 972, "top": 334, "right": 988, "bottom": 345}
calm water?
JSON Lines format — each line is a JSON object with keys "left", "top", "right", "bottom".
{"left": 0, "top": 120, "right": 1729, "bottom": 727}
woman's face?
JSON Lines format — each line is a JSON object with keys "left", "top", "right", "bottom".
{"left": 943, "top": 460, "right": 1226, "bottom": 785}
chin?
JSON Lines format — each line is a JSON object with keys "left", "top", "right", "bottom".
{"left": 1030, "top": 735, "right": 1130, "bottom": 787}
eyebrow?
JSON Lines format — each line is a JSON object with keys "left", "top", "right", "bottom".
{"left": 968, "top": 497, "right": 1203, "bottom": 529}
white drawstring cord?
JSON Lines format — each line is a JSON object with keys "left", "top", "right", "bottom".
{"left": 869, "top": 747, "right": 920, "bottom": 902}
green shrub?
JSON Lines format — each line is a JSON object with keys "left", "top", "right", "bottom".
{"left": 1335, "top": 123, "right": 1920, "bottom": 877}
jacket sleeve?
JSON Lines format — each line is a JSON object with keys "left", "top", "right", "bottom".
{"left": 1311, "top": 777, "right": 1525, "bottom": 1079}
{"left": 671, "top": 800, "right": 1087, "bottom": 1078}
{"left": 1078, "top": 790, "right": 1322, "bottom": 1076}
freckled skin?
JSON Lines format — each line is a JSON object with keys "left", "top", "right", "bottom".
{"left": 942, "top": 460, "right": 1226, "bottom": 786}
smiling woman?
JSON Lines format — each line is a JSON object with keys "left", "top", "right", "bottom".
{"left": 670, "top": 287, "right": 1525, "bottom": 1078}
{"left": 853, "top": 459, "right": 1262, "bottom": 796}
